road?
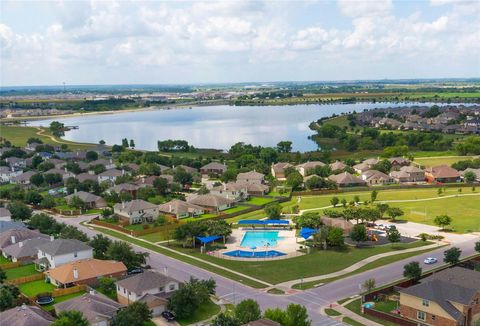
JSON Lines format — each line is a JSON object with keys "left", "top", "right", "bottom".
{"left": 53, "top": 214, "right": 479, "bottom": 326}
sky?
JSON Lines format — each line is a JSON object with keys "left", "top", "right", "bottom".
{"left": 1, "top": 0, "right": 479, "bottom": 86}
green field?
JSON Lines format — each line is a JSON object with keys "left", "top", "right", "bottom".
{"left": 18, "top": 279, "right": 55, "bottom": 297}
{"left": 0, "top": 256, "right": 11, "bottom": 264}
{"left": 177, "top": 299, "right": 221, "bottom": 326}
{"left": 139, "top": 232, "right": 170, "bottom": 243}
{"left": 413, "top": 155, "right": 475, "bottom": 167}
{"left": 247, "top": 197, "right": 277, "bottom": 206}
{"left": 5, "top": 264, "right": 39, "bottom": 280}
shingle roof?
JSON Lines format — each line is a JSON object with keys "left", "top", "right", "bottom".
{"left": 158, "top": 199, "right": 204, "bottom": 215}
{"left": 108, "top": 183, "right": 140, "bottom": 193}
{"left": 65, "top": 191, "right": 102, "bottom": 203}
{"left": 0, "top": 207, "right": 11, "bottom": 217}
{"left": 47, "top": 258, "right": 126, "bottom": 284}
{"left": 271, "top": 162, "right": 293, "bottom": 173}
{"left": 296, "top": 161, "right": 325, "bottom": 169}
{"left": 330, "top": 161, "right": 347, "bottom": 171}
{"left": 2, "top": 237, "right": 51, "bottom": 259}
{"left": 187, "top": 194, "right": 235, "bottom": 207}
{"left": 400, "top": 165, "right": 424, "bottom": 173}
{"left": 0, "top": 304, "right": 54, "bottom": 326}
{"left": 13, "top": 171, "right": 36, "bottom": 182}
{"left": 99, "top": 169, "right": 124, "bottom": 177}
{"left": 36, "top": 239, "right": 92, "bottom": 256}
{"left": 237, "top": 171, "right": 265, "bottom": 181}
{"left": 0, "top": 220, "right": 26, "bottom": 233}
{"left": 0, "top": 228, "right": 45, "bottom": 249}
{"left": 113, "top": 199, "right": 158, "bottom": 214}
{"left": 201, "top": 162, "right": 227, "bottom": 170}
{"left": 328, "top": 172, "right": 366, "bottom": 185}
{"left": 75, "top": 173, "right": 98, "bottom": 183}
{"left": 116, "top": 270, "right": 179, "bottom": 294}
{"left": 426, "top": 165, "right": 460, "bottom": 179}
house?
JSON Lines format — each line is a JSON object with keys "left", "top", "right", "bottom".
{"left": 35, "top": 238, "right": 93, "bottom": 270}
{"left": 461, "top": 168, "right": 480, "bottom": 181}
{"left": 363, "top": 158, "right": 380, "bottom": 168}
{"left": 399, "top": 165, "right": 425, "bottom": 182}
{"left": 271, "top": 162, "right": 293, "bottom": 180}
{"left": 98, "top": 169, "right": 125, "bottom": 184}
{"left": 242, "top": 319, "right": 281, "bottom": 326}
{"left": 296, "top": 161, "right": 326, "bottom": 176}
{"left": 107, "top": 183, "right": 141, "bottom": 197}
{"left": 0, "top": 228, "right": 45, "bottom": 250}
{"left": 321, "top": 216, "right": 354, "bottom": 235}
{"left": 75, "top": 172, "right": 99, "bottom": 183}
{"left": 123, "top": 163, "right": 140, "bottom": 172}
{"left": 0, "top": 207, "right": 11, "bottom": 221}
{"left": 25, "top": 142, "right": 42, "bottom": 151}
{"left": 54, "top": 291, "right": 123, "bottom": 326}
{"left": 200, "top": 162, "right": 227, "bottom": 176}
{"left": 330, "top": 161, "right": 347, "bottom": 172}
{"left": 353, "top": 162, "right": 370, "bottom": 174}
{"left": 55, "top": 151, "right": 87, "bottom": 161}
{"left": 5, "top": 157, "right": 27, "bottom": 168}
{"left": 12, "top": 171, "right": 36, "bottom": 185}
{"left": 113, "top": 199, "right": 159, "bottom": 224}
{"left": 44, "top": 168, "right": 75, "bottom": 181}
{"left": 390, "top": 170, "right": 413, "bottom": 183}
{"left": 425, "top": 165, "right": 460, "bottom": 183}
{"left": 0, "top": 166, "right": 22, "bottom": 183}
{"left": 210, "top": 182, "right": 248, "bottom": 201}
{"left": 158, "top": 199, "right": 204, "bottom": 219}
{"left": 116, "top": 270, "right": 181, "bottom": 316}
{"left": 237, "top": 171, "right": 265, "bottom": 184}
{"left": 46, "top": 258, "right": 127, "bottom": 287}
{"left": 361, "top": 170, "right": 395, "bottom": 185}
{"left": 399, "top": 267, "right": 480, "bottom": 326}
{"left": 64, "top": 190, "right": 107, "bottom": 209}
{"left": 187, "top": 194, "right": 235, "bottom": 213}
{"left": 237, "top": 181, "right": 269, "bottom": 196}
{"left": 2, "top": 237, "right": 50, "bottom": 263}
{"left": 175, "top": 165, "right": 198, "bottom": 174}
{"left": 47, "top": 158, "right": 66, "bottom": 169}
{"left": 89, "top": 159, "right": 115, "bottom": 170}
{"left": 388, "top": 157, "right": 410, "bottom": 170}
{"left": 328, "top": 172, "right": 366, "bottom": 187}
{"left": 0, "top": 220, "right": 26, "bottom": 234}
{"left": 0, "top": 304, "right": 54, "bottom": 326}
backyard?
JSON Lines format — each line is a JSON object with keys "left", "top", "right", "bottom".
{"left": 5, "top": 264, "right": 39, "bottom": 280}
{"left": 413, "top": 155, "right": 474, "bottom": 167}
{"left": 177, "top": 299, "right": 221, "bottom": 326}
{"left": 18, "top": 279, "right": 55, "bottom": 297}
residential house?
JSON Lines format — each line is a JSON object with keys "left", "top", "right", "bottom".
{"left": 0, "top": 304, "right": 54, "bottom": 326}
{"left": 398, "top": 165, "right": 426, "bottom": 182}
{"left": 425, "top": 165, "right": 461, "bottom": 183}
{"left": 2, "top": 237, "right": 50, "bottom": 263}
{"left": 158, "top": 199, "right": 204, "bottom": 219}
{"left": 399, "top": 267, "right": 480, "bottom": 326}
{"left": 46, "top": 258, "right": 127, "bottom": 288}
{"left": 12, "top": 171, "right": 36, "bottom": 185}
{"left": 237, "top": 181, "right": 269, "bottom": 196}
{"left": 35, "top": 238, "right": 93, "bottom": 270}
{"left": 0, "top": 228, "right": 45, "bottom": 250}
{"left": 361, "top": 170, "right": 395, "bottom": 185}
{"left": 25, "top": 142, "right": 42, "bottom": 151}
{"left": 76, "top": 161, "right": 89, "bottom": 171}
{"left": 462, "top": 168, "right": 480, "bottom": 182}
{"left": 44, "top": 168, "right": 75, "bottom": 181}
{"left": 175, "top": 165, "right": 198, "bottom": 174}
{"left": 75, "top": 172, "right": 99, "bottom": 183}
{"left": 113, "top": 199, "right": 159, "bottom": 224}
{"left": 296, "top": 161, "right": 326, "bottom": 177}
{"left": 65, "top": 190, "right": 107, "bottom": 209}
{"left": 89, "top": 159, "right": 115, "bottom": 170}
{"left": 0, "top": 207, "right": 11, "bottom": 221}
{"left": 107, "top": 183, "right": 141, "bottom": 197}
{"left": 5, "top": 157, "right": 27, "bottom": 168}
{"left": 116, "top": 270, "right": 181, "bottom": 316}
{"left": 98, "top": 169, "right": 125, "bottom": 184}
{"left": 363, "top": 158, "right": 380, "bottom": 168}
{"left": 210, "top": 182, "right": 248, "bottom": 201}
{"left": 390, "top": 170, "right": 413, "bottom": 183}
{"left": 330, "top": 161, "right": 347, "bottom": 172}
{"left": 54, "top": 291, "right": 123, "bottom": 326}
{"left": 271, "top": 162, "right": 293, "bottom": 180}
{"left": 200, "top": 162, "right": 227, "bottom": 176}
{"left": 187, "top": 194, "right": 235, "bottom": 213}
{"left": 388, "top": 157, "right": 410, "bottom": 170}
{"left": 328, "top": 172, "right": 367, "bottom": 187}
{"left": 0, "top": 220, "right": 26, "bottom": 234}
{"left": 55, "top": 151, "right": 87, "bottom": 161}
{"left": 0, "top": 166, "right": 22, "bottom": 183}
{"left": 47, "top": 158, "right": 66, "bottom": 169}
{"left": 353, "top": 162, "right": 370, "bottom": 174}
{"left": 123, "top": 163, "right": 140, "bottom": 173}
{"left": 237, "top": 171, "right": 265, "bottom": 184}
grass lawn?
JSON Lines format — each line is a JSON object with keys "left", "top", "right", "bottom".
{"left": 342, "top": 317, "right": 365, "bottom": 326}
{"left": 5, "top": 264, "right": 39, "bottom": 280}
{"left": 413, "top": 155, "right": 474, "bottom": 167}
{"left": 183, "top": 213, "right": 218, "bottom": 222}
{"left": 374, "top": 300, "right": 398, "bottom": 314}
{"left": 165, "top": 240, "right": 430, "bottom": 285}
{"left": 139, "top": 232, "right": 170, "bottom": 243}
{"left": 18, "top": 280, "right": 55, "bottom": 297}
{"left": 124, "top": 224, "right": 147, "bottom": 231}
{"left": 226, "top": 208, "right": 267, "bottom": 223}
{"left": 345, "top": 299, "right": 397, "bottom": 326}
{"left": 43, "top": 291, "right": 85, "bottom": 311}
{"left": 220, "top": 205, "right": 250, "bottom": 214}
{"left": 247, "top": 197, "right": 276, "bottom": 206}
{"left": 177, "top": 299, "right": 221, "bottom": 326}
{"left": 325, "top": 308, "right": 342, "bottom": 316}
{"left": 0, "top": 255, "right": 11, "bottom": 264}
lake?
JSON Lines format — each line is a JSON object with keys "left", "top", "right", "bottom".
{"left": 33, "top": 103, "right": 446, "bottom": 152}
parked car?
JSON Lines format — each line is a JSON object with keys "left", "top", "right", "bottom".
{"left": 127, "top": 268, "right": 144, "bottom": 275}
{"left": 161, "top": 311, "right": 175, "bottom": 321}
{"left": 424, "top": 257, "right": 438, "bottom": 264}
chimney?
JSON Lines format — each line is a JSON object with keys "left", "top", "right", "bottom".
{"left": 64, "top": 167, "right": 68, "bottom": 173}
{"left": 223, "top": 183, "right": 227, "bottom": 191}
{"left": 122, "top": 169, "right": 125, "bottom": 176}
{"left": 142, "top": 177, "right": 145, "bottom": 184}
{"left": 10, "top": 235, "right": 16, "bottom": 244}
{"left": 89, "top": 289, "right": 96, "bottom": 295}
{"left": 19, "top": 241, "right": 23, "bottom": 248}
{"left": 50, "top": 235, "right": 54, "bottom": 242}
{"left": 109, "top": 158, "right": 113, "bottom": 164}
{"left": 74, "top": 188, "right": 77, "bottom": 194}
{"left": 73, "top": 268, "right": 78, "bottom": 279}
{"left": 163, "top": 266, "right": 168, "bottom": 276}
{"left": 122, "top": 201, "right": 125, "bottom": 209}
{"left": 169, "top": 204, "right": 172, "bottom": 213}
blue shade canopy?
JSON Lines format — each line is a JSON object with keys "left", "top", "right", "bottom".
{"left": 299, "top": 227, "right": 318, "bottom": 239}
{"left": 238, "top": 220, "right": 289, "bottom": 225}
{"left": 196, "top": 235, "right": 222, "bottom": 244}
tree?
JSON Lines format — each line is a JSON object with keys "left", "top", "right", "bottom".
{"left": 49, "top": 121, "right": 65, "bottom": 137}
{"left": 44, "top": 172, "right": 62, "bottom": 185}
{"left": 386, "top": 207, "right": 404, "bottom": 221}
{"left": 90, "top": 234, "right": 112, "bottom": 259}
{"left": 98, "top": 277, "right": 116, "bottom": 298}
{"left": 265, "top": 202, "right": 282, "bottom": 219}
{"left": 122, "top": 138, "right": 129, "bottom": 148}
{"left": 52, "top": 311, "right": 89, "bottom": 326}
{"left": 464, "top": 171, "right": 476, "bottom": 183}
{"left": 330, "top": 196, "right": 339, "bottom": 207}
{"left": 437, "top": 188, "right": 443, "bottom": 196}
{"left": 433, "top": 215, "right": 452, "bottom": 231}
{"left": 475, "top": 241, "right": 480, "bottom": 254}
{"left": 234, "top": 299, "right": 261, "bottom": 324}
{"left": 350, "top": 224, "right": 367, "bottom": 246}
{"left": 28, "top": 213, "right": 63, "bottom": 235}
{"left": 376, "top": 203, "right": 389, "bottom": 218}
{"left": 24, "top": 190, "right": 43, "bottom": 205}
{"left": 370, "top": 190, "right": 378, "bottom": 203}
{"left": 403, "top": 261, "right": 422, "bottom": 281}
{"left": 173, "top": 168, "right": 193, "bottom": 187}
{"left": 286, "top": 171, "right": 303, "bottom": 190}
{"left": 285, "top": 303, "right": 311, "bottom": 326}
{"left": 443, "top": 247, "right": 462, "bottom": 265}
{"left": 362, "top": 278, "right": 376, "bottom": 294}
{"left": 7, "top": 201, "right": 32, "bottom": 220}
{"left": 387, "top": 229, "right": 401, "bottom": 247}
{"left": 211, "top": 313, "right": 239, "bottom": 326}
{"left": 153, "top": 177, "right": 169, "bottom": 195}
{"left": 0, "top": 286, "right": 15, "bottom": 311}
{"left": 167, "top": 277, "right": 216, "bottom": 319}
{"left": 0, "top": 268, "right": 5, "bottom": 283}
{"left": 59, "top": 225, "right": 89, "bottom": 242}
{"left": 277, "top": 141, "right": 292, "bottom": 153}
{"left": 106, "top": 241, "right": 149, "bottom": 270}
{"left": 327, "top": 227, "right": 344, "bottom": 247}
{"left": 264, "top": 308, "right": 287, "bottom": 325}
{"left": 86, "top": 150, "right": 98, "bottom": 162}
{"left": 30, "top": 173, "right": 44, "bottom": 186}
{"left": 40, "top": 195, "right": 56, "bottom": 209}
{"left": 112, "top": 301, "right": 152, "bottom": 326}
{"left": 341, "top": 198, "right": 347, "bottom": 208}
{"left": 295, "top": 212, "right": 322, "bottom": 229}
{"left": 129, "top": 139, "right": 135, "bottom": 148}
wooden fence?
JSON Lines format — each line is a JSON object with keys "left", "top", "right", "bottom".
{"left": 364, "top": 308, "right": 416, "bottom": 326}
{"left": 7, "top": 273, "right": 44, "bottom": 285}
{"left": 90, "top": 219, "right": 134, "bottom": 235}
{"left": 52, "top": 285, "right": 86, "bottom": 297}
{"left": 0, "top": 261, "right": 21, "bottom": 270}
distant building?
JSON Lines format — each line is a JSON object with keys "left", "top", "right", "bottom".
{"left": 296, "top": 161, "right": 326, "bottom": 177}
{"left": 113, "top": 199, "right": 159, "bottom": 224}
{"left": 328, "top": 172, "right": 366, "bottom": 187}
{"left": 236, "top": 171, "right": 265, "bottom": 184}
{"left": 158, "top": 199, "right": 204, "bottom": 219}
{"left": 271, "top": 162, "right": 293, "bottom": 180}
{"left": 200, "top": 162, "right": 227, "bottom": 176}
{"left": 0, "top": 304, "right": 54, "bottom": 326}
{"left": 35, "top": 238, "right": 93, "bottom": 270}
{"left": 187, "top": 194, "right": 235, "bottom": 212}
{"left": 425, "top": 165, "right": 460, "bottom": 183}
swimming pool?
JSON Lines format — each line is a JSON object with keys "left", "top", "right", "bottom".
{"left": 223, "top": 250, "right": 286, "bottom": 258}
{"left": 240, "top": 231, "right": 281, "bottom": 248}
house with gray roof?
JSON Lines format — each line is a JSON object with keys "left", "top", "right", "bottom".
{"left": 158, "top": 199, "right": 204, "bottom": 219}
{"left": 271, "top": 162, "right": 293, "bottom": 180}
{"left": 98, "top": 169, "right": 125, "bottom": 184}
{"left": 64, "top": 190, "right": 107, "bottom": 209}
{"left": 361, "top": 170, "right": 395, "bottom": 185}
{"left": 113, "top": 199, "right": 159, "bottom": 224}
{"left": 35, "top": 238, "right": 93, "bottom": 270}
{"left": 0, "top": 207, "right": 12, "bottom": 222}
{"left": 0, "top": 228, "right": 45, "bottom": 250}
{"left": 75, "top": 172, "right": 98, "bottom": 183}
{"left": 210, "top": 182, "right": 248, "bottom": 201}
{"left": 0, "top": 304, "right": 54, "bottom": 326}
{"left": 399, "top": 267, "right": 480, "bottom": 326}
{"left": 0, "top": 166, "right": 23, "bottom": 183}
{"left": 200, "top": 162, "right": 227, "bottom": 176}
{"left": 12, "top": 170, "right": 36, "bottom": 185}
{"left": 187, "top": 194, "right": 235, "bottom": 212}
{"left": 2, "top": 237, "right": 50, "bottom": 263}
{"left": 0, "top": 220, "right": 26, "bottom": 234}
{"left": 236, "top": 171, "right": 265, "bottom": 184}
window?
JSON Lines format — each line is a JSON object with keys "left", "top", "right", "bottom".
{"left": 417, "top": 311, "right": 426, "bottom": 321}
{"left": 169, "top": 284, "right": 175, "bottom": 291}
{"left": 422, "top": 299, "right": 429, "bottom": 307}
{"left": 159, "top": 287, "right": 164, "bottom": 292}
{"left": 73, "top": 252, "right": 78, "bottom": 258}
{"left": 431, "top": 315, "right": 436, "bottom": 321}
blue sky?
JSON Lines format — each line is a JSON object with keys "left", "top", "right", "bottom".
{"left": 1, "top": 0, "right": 479, "bottom": 86}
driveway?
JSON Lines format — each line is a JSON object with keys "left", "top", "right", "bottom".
{"left": 152, "top": 317, "right": 179, "bottom": 326}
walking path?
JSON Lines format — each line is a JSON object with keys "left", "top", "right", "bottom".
{"left": 321, "top": 297, "right": 383, "bottom": 326}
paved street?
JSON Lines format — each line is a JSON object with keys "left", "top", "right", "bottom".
{"left": 52, "top": 213, "right": 479, "bottom": 325}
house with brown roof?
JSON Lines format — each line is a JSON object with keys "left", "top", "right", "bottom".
{"left": 210, "top": 182, "right": 248, "bottom": 201}
{"left": 388, "top": 157, "right": 410, "bottom": 170}
{"left": 330, "top": 161, "right": 347, "bottom": 171}
{"left": 113, "top": 199, "right": 159, "bottom": 224}
{"left": 158, "top": 199, "right": 204, "bottom": 219}
{"left": 54, "top": 291, "right": 123, "bottom": 326}
{"left": 320, "top": 216, "right": 354, "bottom": 235}
{"left": 11, "top": 170, "right": 36, "bottom": 185}
{"left": 187, "top": 194, "right": 235, "bottom": 212}
{"left": 107, "top": 183, "right": 141, "bottom": 197}
{"left": 65, "top": 190, "right": 107, "bottom": 209}
{"left": 361, "top": 170, "right": 395, "bottom": 185}
{"left": 399, "top": 267, "right": 480, "bottom": 326}
{"left": 75, "top": 172, "right": 98, "bottom": 183}
{"left": 425, "top": 165, "right": 460, "bottom": 183}
{"left": 399, "top": 165, "right": 425, "bottom": 182}
{"left": 237, "top": 171, "right": 265, "bottom": 184}
{"left": 328, "top": 172, "right": 366, "bottom": 187}
{"left": 175, "top": 165, "right": 198, "bottom": 174}
{"left": 271, "top": 162, "right": 293, "bottom": 180}
{"left": 200, "top": 162, "right": 227, "bottom": 176}
{"left": 296, "top": 161, "right": 326, "bottom": 176}
{"left": 0, "top": 304, "right": 54, "bottom": 326}
{"left": 237, "top": 181, "right": 269, "bottom": 196}
{"left": 116, "top": 271, "right": 181, "bottom": 317}
{"left": 353, "top": 162, "right": 370, "bottom": 174}
{"left": 46, "top": 258, "right": 127, "bottom": 288}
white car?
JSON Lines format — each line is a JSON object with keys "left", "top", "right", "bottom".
{"left": 424, "top": 257, "right": 438, "bottom": 264}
